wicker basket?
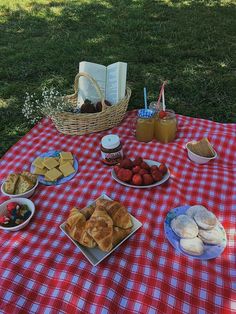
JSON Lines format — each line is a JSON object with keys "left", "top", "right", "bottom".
{"left": 51, "top": 72, "right": 131, "bottom": 135}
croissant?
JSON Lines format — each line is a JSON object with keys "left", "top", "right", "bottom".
{"left": 86, "top": 206, "right": 113, "bottom": 252}
{"left": 65, "top": 207, "right": 96, "bottom": 248}
{"left": 112, "top": 226, "right": 132, "bottom": 247}
{"left": 96, "top": 199, "right": 133, "bottom": 229}
{"left": 80, "top": 203, "right": 96, "bottom": 220}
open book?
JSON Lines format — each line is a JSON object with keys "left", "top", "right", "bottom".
{"left": 77, "top": 61, "right": 127, "bottom": 106}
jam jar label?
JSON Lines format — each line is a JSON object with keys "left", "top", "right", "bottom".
{"left": 101, "top": 150, "right": 123, "bottom": 164}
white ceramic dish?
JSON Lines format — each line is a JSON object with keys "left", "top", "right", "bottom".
{"left": 0, "top": 198, "right": 35, "bottom": 231}
{"left": 111, "top": 159, "right": 170, "bottom": 188}
{"left": 60, "top": 194, "right": 142, "bottom": 266}
{"left": 1, "top": 178, "right": 38, "bottom": 199}
{"left": 186, "top": 141, "right": 217, "bottom": 164}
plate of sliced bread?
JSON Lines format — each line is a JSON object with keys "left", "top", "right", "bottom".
{"left": 164, "top": 205, "right": 227, "bottom": 260}
{"left": 30, "top": 150, "right": 78, "bottom": 186}
{"left": 60, "top": 194, "right": 142, "bottom": 266}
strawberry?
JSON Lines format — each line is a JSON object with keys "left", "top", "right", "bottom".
{"left": 159, "top": 163, "right": 168, "bottom": 175}
{"left": 132, "top": 165, "right": 141, "bottom": 174}
{"left": 117, "top": 168, "right": 133, "bottom": 182}
{"left": 119, "top": 158, "right": 133, "bottom": 169}
{"left": 159, "top": 110, "right": 167, "bottom": 119}
{"left": 140, "top": 161, "right": 150, "bottom": 171}
{"left": 7, "top": 202, "right": 20, "bottom": 213}
{"left": 132, "top": 174, "right": 143, "bottom": 186}
{"left": 139, "top": 169, "right": 148, "bottom": 176}
{"left": 152, "top": 170, "right": 163, "bottom": 182}
{"left": 113, "top": 165, "right": 120, "bottom": 175}
{"left": 143, "top": 174, "right": 154, "bottom": 185}
{"left": 150, "top": 165, "right": 159, "bottom": 173}
{"left": 133, "top": 156, "right": 143, "bottom": 166}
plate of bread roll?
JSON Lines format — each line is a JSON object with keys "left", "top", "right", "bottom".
{"left": 30, "top": 150, "right": 78, "bottom": 185}
{"left": 60, "top": 194, "right": 142, "bottom": 266}
{"left": 164, "top": 205, "right": 227, "bottom": 259}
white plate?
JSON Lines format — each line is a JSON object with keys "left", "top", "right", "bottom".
{"left": 164, "top": 205, "right": 227, "bottom": 260}
{"left": 60, "top": 194, "right": 142, "bottom": 266}
{"left": 111, "top": 159, "right": 170, "bottom": 188}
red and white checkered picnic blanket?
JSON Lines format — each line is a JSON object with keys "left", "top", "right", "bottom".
{"left": 0, "top": 110, "right": 235, "bottom": 313}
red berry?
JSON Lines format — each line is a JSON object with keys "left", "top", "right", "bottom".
{"left": 159, "top": 110, "right": 167, "bottom": 119}
{"left": 117, "top": 168, "right": 133, "bottom": 182}
{"left": 132, "top": 165, "right": 141, "bottom": 174}
{"left": 152, "top": 171, "right": 163, "bottom": 182}
{"left": 159, "top": 163, "right": 168, "bottom": 175}
{"left": 7, "top": 202, "right": 19, "bottom": 212}
{"left": 113, "top": 165, "right": 120, "bottom": 175}
{"left": 139, "top": 169, "right": 148, "bottom": 176}
{"left": 140, "top": 161, "right": 150, "bottom": 171}
{"left": 143, "top": 174, "right": 154, "bottom": 185}
{"left": 150, "top": 165, "right": 159, "bottom": 173}
{"left": 132, "top": 174, "right": 143, "bottom": 186}
{"left": 119, "top": 158, "right": 133, "bottom": 169}
{"left": 133, "top": 157, "right": 143, "bottom": 166}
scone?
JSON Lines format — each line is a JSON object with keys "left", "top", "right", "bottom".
{"left": 186, "top": 205, "right": 208, "bottom": 219}
{"left": 198, "top": 225, "right": 223, "bottom": 245}
{"left": 171, "top": 214, "right": 199, "bottom": 239}
{"left": 194, "top": 209, "right": 217, "bottom": 230}
{"left": 180, "top": 237, "right": 204, "bottom": 256}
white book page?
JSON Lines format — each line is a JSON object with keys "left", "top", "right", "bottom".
{"left": 106, "top": 62, "right": 127, "bottom": 105}
{"left": 78, "top": 61, "right": 106, "bottom": 106}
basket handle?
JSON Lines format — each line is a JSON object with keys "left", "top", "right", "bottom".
{"left": 73, "top": 72, "right": 107, "bottom": 111}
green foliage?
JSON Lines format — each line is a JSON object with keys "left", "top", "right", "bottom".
{"left": 1, "top": 0, "right": 236, "bottom": 157}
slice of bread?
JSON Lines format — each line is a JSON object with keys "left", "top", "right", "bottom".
{"left": 188, "top": 138, "right": 215, "bottom": 158}
{"left": 4, "top": 173, "right": 19, "bottom": 194}
{"left": 21, "top": 171, "right": 38, "bottom": 184}
{"left": 14, "top": 175, "right": 35, "bottom": 194}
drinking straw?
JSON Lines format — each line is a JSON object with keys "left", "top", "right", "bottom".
{"left": 157, "top": 81, "right": 167, "bottom": 110}
{"left": 143, "top": 87, "right": 148, "bottom": 110}
{"left": 162, "top": 87, "right": 166, "bottom": 111}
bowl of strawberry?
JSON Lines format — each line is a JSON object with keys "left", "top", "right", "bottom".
{"left": 111, "top": 156, "right": 170, "bottom": 188}
{"left": 0, "top": 198, "right": 35, "bottom": 231}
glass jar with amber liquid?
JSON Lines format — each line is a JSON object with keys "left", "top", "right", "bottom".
{"left": 154, "top": 109, "right": 177, "bottom": 144}
{"left": 135, "top": 109, "right": 155, "bottom": 142}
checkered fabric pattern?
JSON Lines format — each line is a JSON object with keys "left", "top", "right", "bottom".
{"left": 0, "top": 110, "right": 235, "bottom": 314}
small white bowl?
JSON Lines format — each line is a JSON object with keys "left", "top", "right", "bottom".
{"left": 1, "top": 179, "right": 38, "bottom": 199}
{"left": 0, "top": 198, "right": 35, "bottom": 231}
{"left": 186, "top": 141, "right": 217, "bottom": 164}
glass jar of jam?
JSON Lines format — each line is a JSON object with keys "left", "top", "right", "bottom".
{"left": 154, "top": 109, "right": 177, "bottom": 144}
{"left": 101, "top": 134, "right": 123, "bottom": 165}
{"left": 135, "top": 109, "right": 155, "bottom": 142}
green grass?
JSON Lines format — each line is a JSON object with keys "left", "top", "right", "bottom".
{"left": 1, "top": 0, "right": 236, "bottom": 157}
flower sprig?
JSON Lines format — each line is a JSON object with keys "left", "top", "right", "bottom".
{"left": 22, "top": 87, "right": 72, "bottom": 124}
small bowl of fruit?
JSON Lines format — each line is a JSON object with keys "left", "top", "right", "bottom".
{"left": 111, "top": 156, "right": 170, "bottom": 188}
{"left": 0, "top": 198, "right": 35, "bottom": 231}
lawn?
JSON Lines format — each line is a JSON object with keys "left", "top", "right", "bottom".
{"left": 1, "top": 0, "right": 236, "bottom": 157}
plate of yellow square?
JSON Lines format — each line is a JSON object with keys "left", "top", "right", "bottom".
{"left": 30, "top": 150, "right": 78, "bottom": 186}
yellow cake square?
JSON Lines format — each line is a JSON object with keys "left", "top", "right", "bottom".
{"left": 59, "top": 151, "right": 73, "bottom": 160}
{"left": 44, "top": 168, "right": 63, "bottom": 181}
{"left": 59, "top": 158, "right": 74, "bottom": 166}
{"left": 32, "top": 157, "right": 45, "bottom": 169}
{"left": 43, "top": 157, "right": 59, "bottom": 170}
{"left": 33, "top": 167, "right": 47, "bottom": 176}
{"left": 59, "top": 162, "right": 75, "bottom": 177}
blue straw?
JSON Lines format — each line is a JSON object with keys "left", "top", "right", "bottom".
{"left": 143, "top": 87, "right": 147, "bottom": 110}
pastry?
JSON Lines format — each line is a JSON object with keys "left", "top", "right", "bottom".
{"left": 43, "top": 157, "right": 59, "bottom": 170}
{"left": 65, "top": 207, "right": 96, "bottom": 248}
{"left": 187, "top": 138, "right": 215, "bottom": 158}
{"left": 186, "top": 205, "right": 208, "bottom": 219}
{"left": 4, "top": 173, "right": 19, "bottom": 194}
{"left": 14, "top": 175, "right": 34, "bottom": 194}
{"left": 33, "top": 167, "right": 47, "bottom": 176}
{"left": 198, "top": 225, "right": 223, "bottom": 245}
{"left": 32, "top": 157, "right": 45, "bottom": 169}
{"left": 21, "top": 171, "right": 37, "bottom": 184}
{"left": 59, "top": 162, "right": 75, "bottom": 177}
{"left": 86, "top": 206, "right": 113, "bottom": 252}
{"left": 112, "top": 226, "right": 132, "bottom": 247}
{"left": 180, "top": 237, "right": 204, "bottom": 256}
{"left": 44, "top": 168, "right": 63, "bottom": 181}
{"left": 171, "top": 214, "right": 199, "bottom": 239}
{"left": 194, "top": 209, "right": 217, "bottom": 230}
{"left": 60, "top": 151, "right": 73, "bottom": 160}
{"left": 80, "top": 203, "right": 96, "bottom": 220}
{"left": 96, "top": 199, "right": 133, "bottom": 229}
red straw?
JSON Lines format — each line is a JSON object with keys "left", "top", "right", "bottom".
{"left": 157, "top": 81, "right": 167, "bottom": 109}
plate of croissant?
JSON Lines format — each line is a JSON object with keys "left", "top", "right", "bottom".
{"left": 60, "top": 194, "right": 142, "bottom": 266}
